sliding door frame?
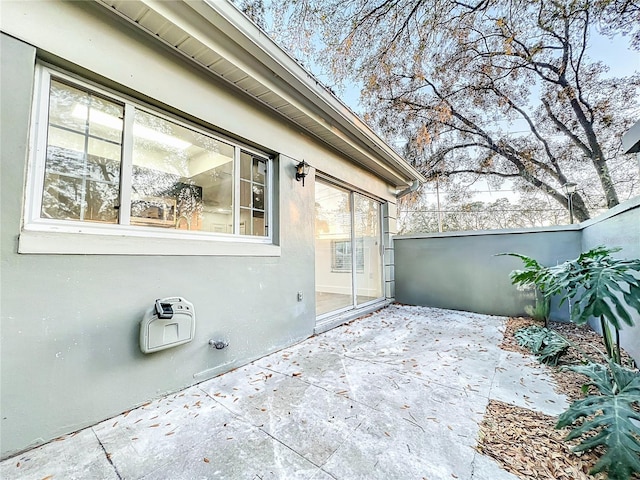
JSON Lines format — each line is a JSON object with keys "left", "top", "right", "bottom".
{"left": 315, "top": 175, "right": 385, "bottom": 324}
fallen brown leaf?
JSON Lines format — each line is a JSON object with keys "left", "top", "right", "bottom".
{"left": 477, "top": 317, "right": 640, "bottom": 480}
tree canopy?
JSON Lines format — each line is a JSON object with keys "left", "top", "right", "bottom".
{"left": 266, "top": 0, "right": 640, "bottom": 222}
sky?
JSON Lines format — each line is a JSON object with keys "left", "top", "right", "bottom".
{"left": 320, "top": 26, "right": 640, "bottom": 115}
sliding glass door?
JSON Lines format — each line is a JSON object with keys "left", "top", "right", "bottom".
{"left": 315, "top": 181, "right": 383, "bottom": 319}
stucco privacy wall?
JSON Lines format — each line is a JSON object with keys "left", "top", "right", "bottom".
{"left": 581, "top": 198, "right": 640, "bottom": 365}
{"left": 394, "top": 197, "right": 640, "bottom": 364}
{"left": 394, "top": 227, "right": 581, "bottom": 320}
{"left": 0, "top": 1, "right": 403, "bottom": 458}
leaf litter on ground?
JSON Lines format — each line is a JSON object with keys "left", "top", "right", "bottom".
{"left": 479, "top": 316, "right": 639, "bottom": 480}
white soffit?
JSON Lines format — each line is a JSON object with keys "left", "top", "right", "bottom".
{"left": 94, "top": 0, "right": 424, "bottom": 188}
{"left": 622, "top": 120, "right": 640, "bottom": 154}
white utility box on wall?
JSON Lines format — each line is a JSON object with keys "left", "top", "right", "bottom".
{"left": 140, "top": 297, "right": 195, "bottom": 353}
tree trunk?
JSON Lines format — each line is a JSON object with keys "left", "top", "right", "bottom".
{"left": 592, "top": 155, "right": 620, "bottom": 209}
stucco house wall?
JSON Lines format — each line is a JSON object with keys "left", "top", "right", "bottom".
{"left": 0, "top": 1, "right": 421, "bottom": 459}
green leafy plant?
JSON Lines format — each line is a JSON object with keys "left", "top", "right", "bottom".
{"left": 499, "top": 252, "right": 555, "bottom": 292}
{"left": 524, "top": 293, "right": 551, "bottom": 325}
{"left": 500, "top": 247, "right": 640, "bottom": 365}
{"left": 497, "top": 252, "right": 554, "bottom": 326}
{"left": 556, "top": 360, "right": 640, "bottom": 480}
{"left": 546, "top": 247, "right": 640, "bottom": 365}
{"left": 514, "top": 325, "right": 571, "bottom": 366}
{"left": 502, "top": 247, "right": 640, "bottom": 479}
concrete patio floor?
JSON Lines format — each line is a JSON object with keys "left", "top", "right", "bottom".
{"left": 1, "top": 305, "right": 568, "bottom": 480}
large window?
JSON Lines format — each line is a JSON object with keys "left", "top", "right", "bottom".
{"left": 28, "top": 67, "right": 271, "bottom": 241}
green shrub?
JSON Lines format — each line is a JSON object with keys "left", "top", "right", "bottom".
{"left": 556, "top": 361, "right": 640, "bottom": 480}
{"left": 500, "top": 246, "right": 640, "bottom": 365}
{"left": 524, "top": 294, "right": 550, "bottom": 325}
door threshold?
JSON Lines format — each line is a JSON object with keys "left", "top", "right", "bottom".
{"left": 314, "top": 299, "right": 392, "bottom": 335}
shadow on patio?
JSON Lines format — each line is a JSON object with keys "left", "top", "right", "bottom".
{"left": 1, "top": 305, "right": 567, "bottom": 480}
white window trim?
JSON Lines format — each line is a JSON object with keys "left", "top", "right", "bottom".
{"left": 20, "top": 64, "right": 279, "bottom": 256}
{"left": 18, "top": 229, "right": 281, "bottom": 256}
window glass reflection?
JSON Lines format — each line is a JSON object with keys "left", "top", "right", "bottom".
{"left": 239, "top": 151, "right": 268, "bottom": 236}
{"left": 42, "top": 80, "right": 122, "bottom": 223}
{"left": 131, "top": 110, "right": 235, "bottom": 233}
{"left": 38, "top": 74, "right": 271, "bottom": 238}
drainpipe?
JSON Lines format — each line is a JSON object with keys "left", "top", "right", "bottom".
{"left": 397, "top": 180, "right": 421, "bottom": 198}
{"left": 395, "top": 181, "right": 421, "bottom": 235}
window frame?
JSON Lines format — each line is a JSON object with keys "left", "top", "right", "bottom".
{"left": 21, "top": 64, "right": 278, "bottom": 255}
{"left": 331, "top": 238, "right": 364, "bottom": 273}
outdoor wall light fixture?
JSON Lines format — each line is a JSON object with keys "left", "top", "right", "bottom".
{"left": 295, "top": 160, "right": 310, "bottom": 186}
{"left": 562, "top": 182, "right": 578, "bottom": 224}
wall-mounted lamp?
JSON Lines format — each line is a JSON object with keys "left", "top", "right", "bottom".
{"left": 562, "top": 182, "right": 577, "bottom": 224}
{"left": 295, "top": 160, "right": 310, "bottom": 186}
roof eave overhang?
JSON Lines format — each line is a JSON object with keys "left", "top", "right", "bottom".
{"left": 95, "top": 0, "right": 425, "bottom": 189}
{"left": 622, "top": 120, "right": 640, "bottom": 154}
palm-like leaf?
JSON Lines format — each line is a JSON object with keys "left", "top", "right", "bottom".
{"left": 496, "top": 252, "right": 556, "bottom": 293}
{"left": 500, "top": 247, "right": 640, "bottom": 352}
{"left": 514, "top": 325, "right": 570, "bottom": 366}
{"left": 552, "top": 248, "right": 640, "bottom": 329}
{"left": 556, "top": 361, "right": 640, "bottom": 480}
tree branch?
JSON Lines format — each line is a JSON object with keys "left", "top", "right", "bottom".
{"left": 541, "top": 98, "right": 592, "bottom": 155}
